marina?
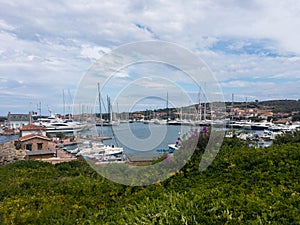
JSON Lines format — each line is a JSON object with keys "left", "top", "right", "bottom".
{"left": 1, "top": 2, "right": 300, "bottom": 223}
{"left": 50, "top": 119, "right": 300, "bottom": 163}
{"left": 1, "top": 98, "right": 300, "bottom": 165}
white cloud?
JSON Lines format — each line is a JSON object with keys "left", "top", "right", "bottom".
{"left": 114, "top": 71, "right": 130, "bottom": 78}
{"left": 0, "top": 19, "right": 14, "bottom": 31}
{"left": 0, "top": 0, "right": 300, "bottom": 114}
{"left": 80, "top": 45, "right": 110, "bottom": 61}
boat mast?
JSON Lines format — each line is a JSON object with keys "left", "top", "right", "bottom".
{"left": 62, "top": 89, "right": 65, "bottom": 117}
{"left": 231, "top": 93, "right": 234, "bottom": 121}
{"left": 98, "top": 82, "right": 103, "bottom": 136}
{"left": 180, "top": 107, "right": 182, "bottom": 121}
{"left": 97, "top": 82, "right": 102, "bottom": 122}
{"left": 166, "top": 91, "right": 169, "bottom": 119}
{"left": 67, "top": 89, "right": 72, "bottom": 119}
{"left": 198, "top": 88, "right": 202, "bottom": 121}
{"left": 107, "top": 95, "right": 112, "bottom": 122}
{"left": 37, "top": 102, "right": 42, "bottom": 119}
{"left": 203, "top": 82, "right": 207, "bottom": 121}
{"left": 203, "top": 98, "right": 206, "bottom": 121}
{"left": 116, "top": 102, "right": 119, "bottom": 121}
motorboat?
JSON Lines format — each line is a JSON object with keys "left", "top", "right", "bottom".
{"left": 76, "top": 140, "right": 123, "bottom": 157}
{"left": 42, "top": 121, "right": 88, "bottom": 134}
{"left": 250, "top": 121, "right": 274, "bottom": 130}
{"left": 168, "top": 143, "right": 179, "bottom": 151}
{"left": 227, "top": 120, "right": 252, "bottom": 129}
{"left": 143, "top": 119, "right": 156, "bottom": 124}
{"left": 153, "top": 119, "right": 168, "bottom": 125}
{"left": 167, "top": 119, "right": 182, "bottom": 126}
{"left": 34, "top": 115, "right": 89, "bottom": 134}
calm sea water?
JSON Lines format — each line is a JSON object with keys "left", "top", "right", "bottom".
{"left": 95, "top": 123, "right": 195, "bottom": 154}
{"left": 0, "top": 124, "right": 272, "bottom": 152}
{"left": 0, "top": 135, "right": 18, "bottom": 144}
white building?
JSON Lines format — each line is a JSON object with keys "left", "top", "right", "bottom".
{"left": 6, "top": 112, "right": 31, "bottom": 129}
{"left": 19, "top": 124, "right": 47, "bottom": 137}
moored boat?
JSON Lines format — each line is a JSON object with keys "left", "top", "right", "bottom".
{"left": 250, "top": 121, "right": 273, "bottom": 131}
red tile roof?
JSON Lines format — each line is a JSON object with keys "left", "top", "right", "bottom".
{"left": 19, "top": 134, "right": 50, "bottom": 142}
{"left": 19, "top": 124, "right": 46, "bottom": 131}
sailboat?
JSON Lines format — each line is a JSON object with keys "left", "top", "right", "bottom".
{"left": 153, "top": 92, "right": 169, "bottom": 125}
{"left": 77, "top": 83, "right": 124, "bottom": 161}
{"left": 96, "top": 96, "right": 120, "bottom": 126}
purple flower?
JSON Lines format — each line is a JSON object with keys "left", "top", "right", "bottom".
{"left": 164, "top": 154, "right": 172, "bottom": 162}
{"left": 202, "top": 126, "right": 208, "bottom": 134}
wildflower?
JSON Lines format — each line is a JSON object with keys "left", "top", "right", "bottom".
{"left": 164, "top": 154, "right": 172, "bottom": 162}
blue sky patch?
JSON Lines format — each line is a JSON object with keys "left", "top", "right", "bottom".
{"left": 209, "top": 38, "right": 288, "bottom": 57}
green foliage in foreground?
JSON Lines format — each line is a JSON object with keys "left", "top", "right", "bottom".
{"left": 0, "top": 141, "right": 299, "bottom": 224}
{"left": 273, "top": 130, "right": 300, "bottom": 145}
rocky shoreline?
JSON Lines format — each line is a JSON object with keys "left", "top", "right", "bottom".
{"left": 0, "top": 141, "right": 26, "bottom": 166}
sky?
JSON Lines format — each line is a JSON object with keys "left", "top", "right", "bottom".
{"left": 0, "top": 0, "right": 300, "bottom": 116}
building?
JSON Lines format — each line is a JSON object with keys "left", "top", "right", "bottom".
{"left": 19, "top": 124, "right": 47, "bottom": 137}
{"left": 16, "top": 124, "right": 55, "bottom": 160}
{"left": 17, "top": 134, "right": 55, "bottom": 160}
{"left": 18, "top": 134, "right": 50, "bottom": 151}
{"left": 25, "top": 150, "right": 56, "bottom": 160}
{"left": 6, "top": 112, "right": 31, "bottom": 129}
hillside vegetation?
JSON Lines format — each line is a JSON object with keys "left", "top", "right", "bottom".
{"left": 0, "top": 135, "right": 299, "bottom": 224}
{"left": 227, "top": 99, "right": 300, "bottom": 113}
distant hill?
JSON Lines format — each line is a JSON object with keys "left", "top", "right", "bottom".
{"left": 258, "top": 100, "right": 300, "bottom": 112}
{"left": 226, "top": 99, "right": 300, "bottom": 113}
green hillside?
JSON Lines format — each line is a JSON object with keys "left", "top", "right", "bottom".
{"left": 226, "top": 99, "right": 300, "bottom": 113}
{"left": 0, "top": 136, "right": 299, "bottom": 224}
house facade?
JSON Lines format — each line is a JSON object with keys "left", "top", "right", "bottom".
{"left": 18, "top": 134, "right": 50, "bottom": 151}
{"left": 19, "top": 124, "right": 47, "bottom": 137}
{"left": 16, "top": 124, "right": 55, "bottom": 160}
{"left": 17, "top": 134, "right": 55, "bottom": 160}
{"left": 6, "top": 112, "right": 31, "bottom": 129}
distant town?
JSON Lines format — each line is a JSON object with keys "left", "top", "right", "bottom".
{"left": 0, "top": 99, "right": 300, "bottom": 167}
{"left": 1, "top": 100, "right": 300, "bottom": 130}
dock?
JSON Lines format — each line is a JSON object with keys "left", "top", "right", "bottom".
{"left": 77, "top": 136, "right": 112, "bottom": 142}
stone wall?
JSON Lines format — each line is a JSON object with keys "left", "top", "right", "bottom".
{"left": 0, "top": 141, "right": 26, "bottom": 165}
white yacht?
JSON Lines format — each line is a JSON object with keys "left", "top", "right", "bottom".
{"left": 34, "top": 115, "right": 89, "bottom": 134}
{"left": 250, "top": 121, "right": 274, "bottom": 130}
{"left": 168, "top": 143, "right": 179, "bottom": 151}
{"left": 153, "top": 119, "right": 168, "bottom": 125}
{"left": 76, "top": 140, "right": 123, "bottom": 157}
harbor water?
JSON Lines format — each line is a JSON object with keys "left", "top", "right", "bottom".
{"left": 0, "top": 135, "right": 18, "bottom": 144}
{"left": 95, "top": 122, "right": 194, "bottom": 154}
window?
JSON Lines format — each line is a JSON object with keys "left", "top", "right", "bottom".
{"left": 26, "top": 144, "right": 32, "bottom": 151}
{"left": 37, "top": 143, "right": 43, "bottom": 150}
